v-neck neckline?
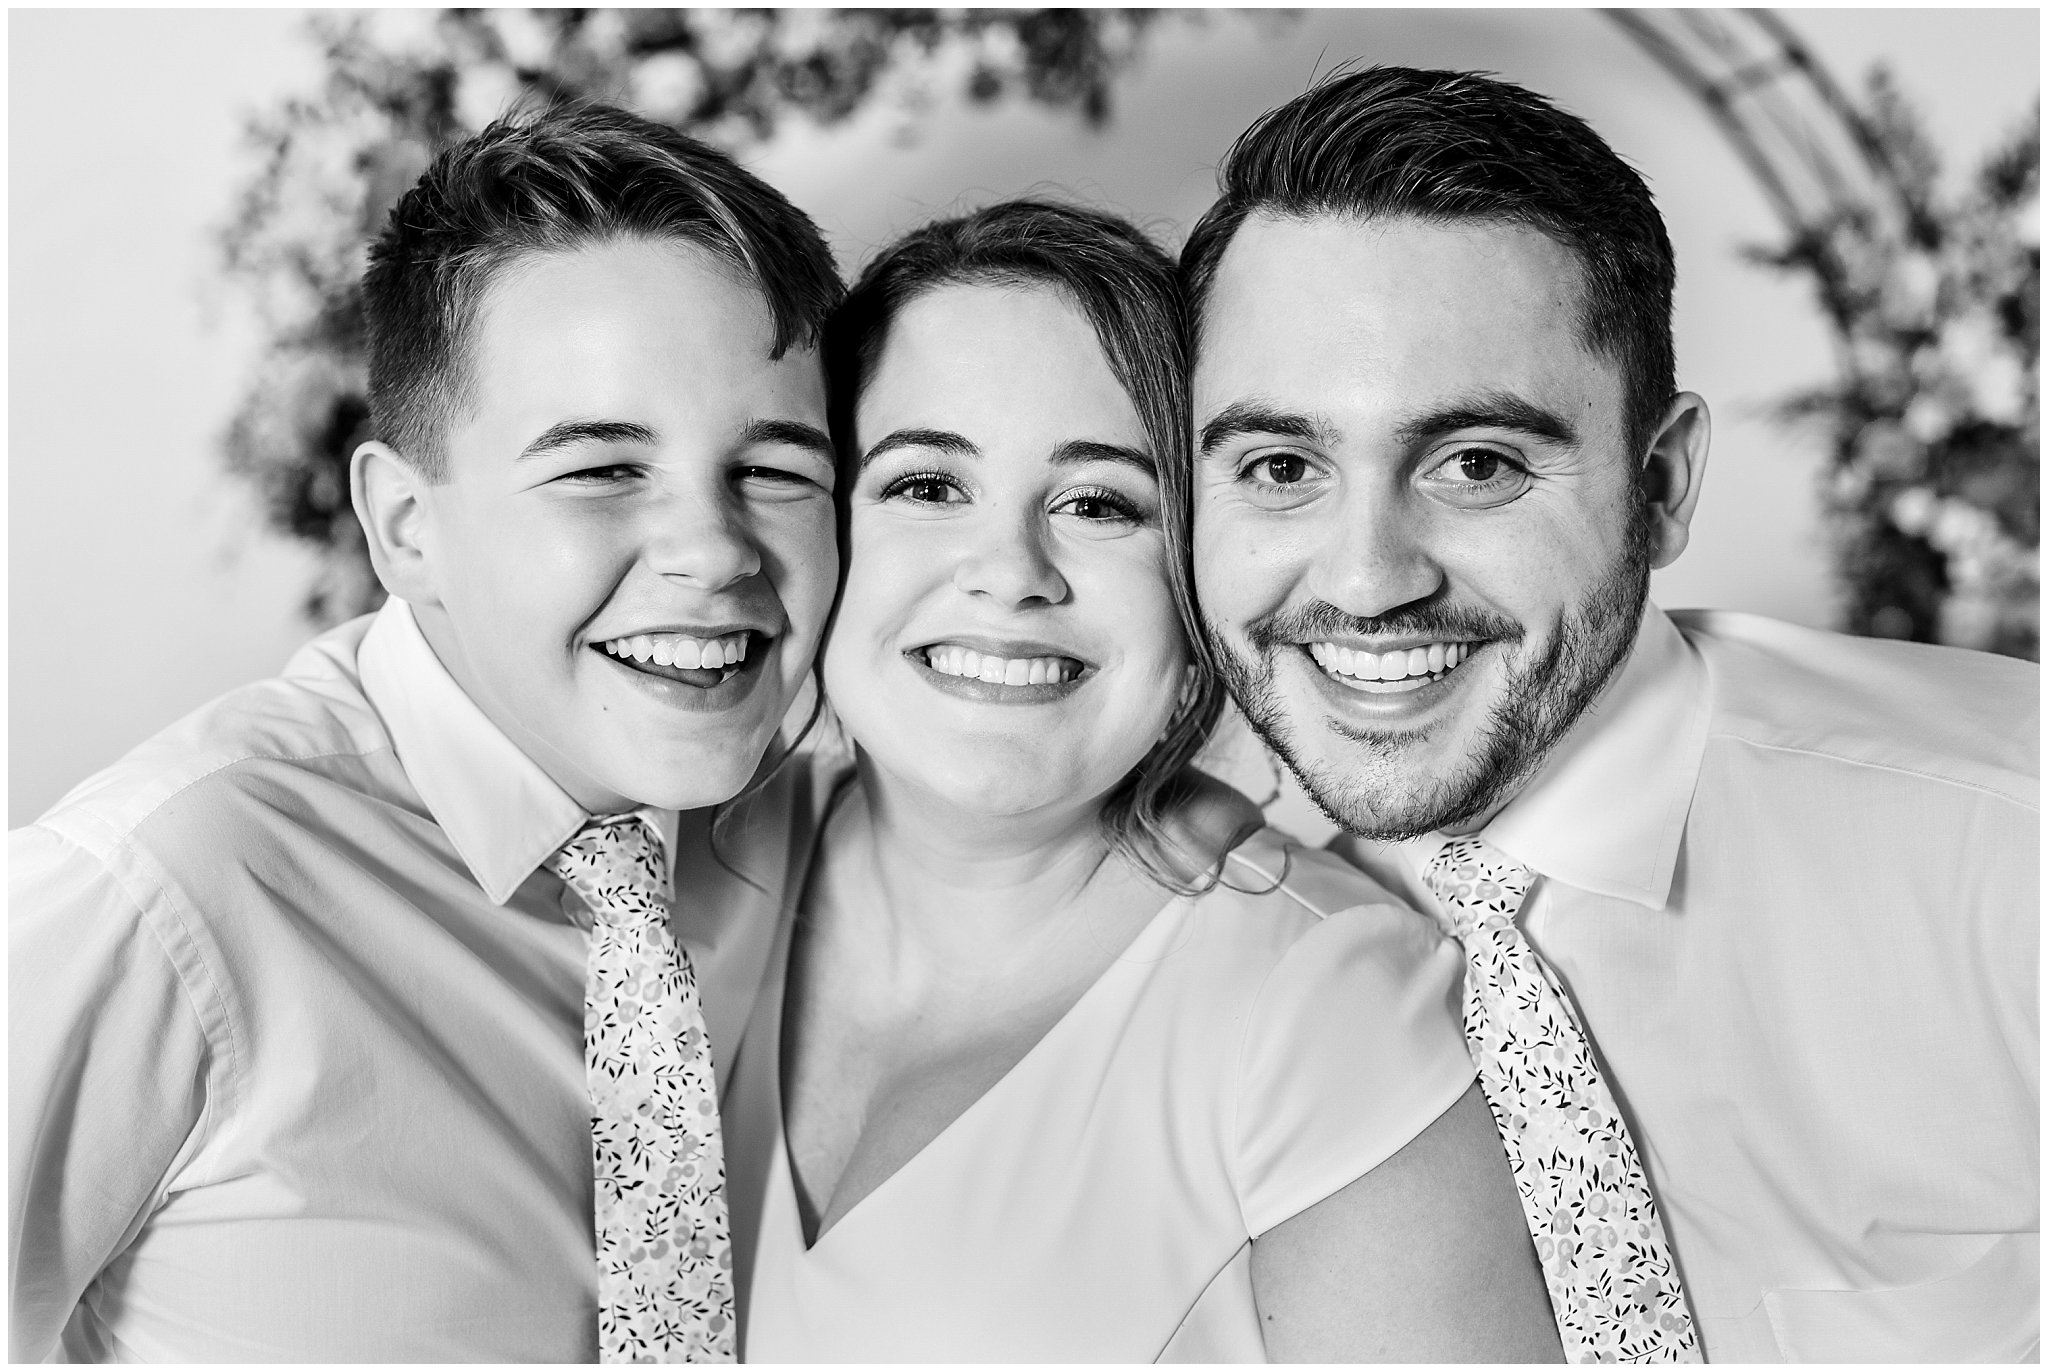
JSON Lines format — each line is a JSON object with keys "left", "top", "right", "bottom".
{"left": 767, "top": 880, "right": 1194, "bottom": 1255}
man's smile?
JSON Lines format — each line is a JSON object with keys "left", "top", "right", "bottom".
{"left": 1306, "top": 638, "right": 1480, "bottom": 694}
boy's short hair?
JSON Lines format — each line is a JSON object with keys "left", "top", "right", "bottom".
{"left": 1180, "top": 65, "right": 1678, "bottom": 458}
{"left": 363, "top": 101, "right": 843, "bottom": 478}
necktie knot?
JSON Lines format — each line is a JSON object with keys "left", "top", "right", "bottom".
{"left": 1423, "top": 836, "right": 1535, "bottom": 937}
{"left": 549, "top": 815, "right": 668, "bottom": 934}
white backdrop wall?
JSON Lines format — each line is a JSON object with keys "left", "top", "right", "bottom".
{"left": 9, "top": 8, "right": 2039, "bottom": 823}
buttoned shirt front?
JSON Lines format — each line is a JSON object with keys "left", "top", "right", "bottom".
{"left": 8, "top": 598, "right": 820, "bottom": 1361}
{"left": 1331, "top": 606, "right": 2039, "bottom": 1362}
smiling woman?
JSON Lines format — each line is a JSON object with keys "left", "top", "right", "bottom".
{"left": 713, "top": 200, "right": 1564, "bottom": 1362}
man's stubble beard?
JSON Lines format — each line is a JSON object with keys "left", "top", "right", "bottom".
{"left": 1209, "top": 509, "right": 1655, "bottom": 842}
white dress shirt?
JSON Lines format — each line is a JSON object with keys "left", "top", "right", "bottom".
{"left": 1330, "top": 606, "right": 2039, "bottom": 1362}
{"left": 9, "top": 598, "right": 818, "bottom": 1361}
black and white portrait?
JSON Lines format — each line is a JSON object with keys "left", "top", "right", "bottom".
{"left": 10, "top": 9, "right": 2038, "bottom": 1363}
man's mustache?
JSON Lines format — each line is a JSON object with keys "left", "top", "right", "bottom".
{"left": 1238, "top": 599, "right": 1524, "bottom": 654}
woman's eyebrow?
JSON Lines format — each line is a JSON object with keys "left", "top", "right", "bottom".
{"left": 858, "top": 427, "right": 977, "bottom": 471}
{"left": 1049, "top": 439, "right": 1154, "bottom": 474}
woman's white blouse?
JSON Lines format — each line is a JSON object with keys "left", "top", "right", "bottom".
{"left": 722, "top": 826, "right": 1475, "bottom": 1362}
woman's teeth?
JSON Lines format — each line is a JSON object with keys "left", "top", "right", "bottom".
{"left": 923, "top": 644, "right": 1080, "bottom": 686}
{"left": 1308, "top": 640, "right": 1473, "bottom": 692}
{"left": 600, "top": 631, "right": 751, "bottom": 669}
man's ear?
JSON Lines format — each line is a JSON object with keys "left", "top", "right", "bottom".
{"left": 1640, "top": 392, "right": 1710, "bottom": 570}
{"left": 351, "top": 440, "right": 440, "bottom": 605}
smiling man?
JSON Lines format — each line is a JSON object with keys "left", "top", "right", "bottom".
{"left": 10, "top": 105, "right": 841, "bottom": 1361}
{"left": 1186, "top": 68, "right": 2038, "bottom": 1362}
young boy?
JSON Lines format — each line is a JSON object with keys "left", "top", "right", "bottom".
{"left": 10, "top": 103, "right": 842, "bottom": 1361}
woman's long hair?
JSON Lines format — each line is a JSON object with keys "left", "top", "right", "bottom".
{"left": 822, "top": 199, "right": 1233, "bottom": 894}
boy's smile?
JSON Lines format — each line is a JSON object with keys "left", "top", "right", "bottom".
{"left": 387, "top": 237, "right": 837, "bottom": 813}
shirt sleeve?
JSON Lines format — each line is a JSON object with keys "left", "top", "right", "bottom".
{"left": 1232, "top": 898, "right": 1474, "bottom": 1239}
{"left": 9, "top": 825, "right": 212, "bottom": 1362}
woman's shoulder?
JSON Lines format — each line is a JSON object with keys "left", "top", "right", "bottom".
{"left": 1193, "top": 824, "right": 1443, "bottom": 952}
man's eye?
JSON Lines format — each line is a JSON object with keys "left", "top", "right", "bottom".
{"left": 1422, "top": 447, "right": 1532, "bottom": 508}
{"left": 1458, "top": 452, "right": 1503, "bottom": 482}
{"left": 1246, "top": 453, "right": 1309, "bottom": 485}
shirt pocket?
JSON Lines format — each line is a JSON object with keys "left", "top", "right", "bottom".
{"left": 1762, "top": 1232, "right": 2039, "bottom": 1362}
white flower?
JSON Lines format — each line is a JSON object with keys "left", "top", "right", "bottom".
{"left": 632, "top": 53, "right": 706, "bottom": 124}
{"left": 1881, "top": 249, "right": 1942, "bottom": 329}
{"left": 1902, "top": 393, "right": 1954, "bottom": 444}
{"left": 1888, "top": 485, "right": 1939, "bottom": 536}
{"left": 456, "top": 63, "right": 520, "bottom": 132}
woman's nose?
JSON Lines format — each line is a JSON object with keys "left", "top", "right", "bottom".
{"left": 950, "top": 509, "right": 1070, "bottom": 608}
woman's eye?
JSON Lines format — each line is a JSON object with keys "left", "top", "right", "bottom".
{"left": 879, "top": 472, "right": 965, "bottom": 505}
{"left": 1055, "top": 488, "right": 1140, "bottom": 523}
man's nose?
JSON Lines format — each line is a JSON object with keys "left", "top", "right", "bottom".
{"left": 643, "top": 488, "right": 762, "bottom": 591}
{"left": 1310, "top": 487, "right": 1445, "bottom": 621}
{"left": 951, "top": 507, "right": 1070, "bottom": 608}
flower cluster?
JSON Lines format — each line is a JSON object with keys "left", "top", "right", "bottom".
{"left": 218, "top": 9, "right": 1168, "bottom": 623}
{"left": 1753, "top": 70, "right": 2038, "bottom": 659}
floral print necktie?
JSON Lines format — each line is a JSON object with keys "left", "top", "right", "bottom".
{"left": 550, "top": 816, "right": 735, "bottom": 1363}
{"left": 1424, "top": 837, "right": 1700, "bottom": 1363}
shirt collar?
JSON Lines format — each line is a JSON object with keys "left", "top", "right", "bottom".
{"left": 357, "top": 597, "right": 677, "bottom": 905}
{"left": 1471, "top": 603, "right": 1711, "bottom": 910}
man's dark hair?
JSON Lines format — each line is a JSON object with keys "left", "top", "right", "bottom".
{"left": 363, "top": 101, "right": 843, "bottom": 477}
{"left": 1181, "top": 65, "right": 1677, "bottom": 457}
{"left": 825, "top": 199, "right": 1229, "bottom": 893}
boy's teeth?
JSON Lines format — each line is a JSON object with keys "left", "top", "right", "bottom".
{"left": 922, "top": 644, "right": 1080, "bottom": 684}
{"left": 1307, "top": 640, "right": 1472, "bottom": 686}
{"left": 600, "top": 630, "right": 753, "bottom": 668}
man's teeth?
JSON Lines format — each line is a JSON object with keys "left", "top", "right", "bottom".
{"left": 922, "top": 644, "right": 1081, "bottom": 685}
{"left": 599, "top": 631, "right": 752, "bottom": 669}
{"left": 1307, "top": 640, "right": 1472, "bottom": 687}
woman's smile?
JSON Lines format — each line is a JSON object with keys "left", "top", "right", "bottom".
{"left": 905, "top": 635, "right": 1094, "bottom": 704}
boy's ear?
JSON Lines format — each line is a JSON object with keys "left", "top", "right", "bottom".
{"left": 351, "top": 441, "right": 440, "bottom": 605}
{"left": 1640, "top": 392, "right": 1710, "bottom": 570}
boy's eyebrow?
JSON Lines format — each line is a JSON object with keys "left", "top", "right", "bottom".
{"left": 739, "top": 417, "right": 835, "bottom": 460}
{"left": 1198, "top": 401, "right": 1336, "bottom": 456}
{"left": 858, "top": 427, "right": 976, "bottom": 472}
{"left": 518, "top": 419, "right": 657, "bottom": 461}
{"left": 1394, "top": 391, "right": 1580, "bottom": 448}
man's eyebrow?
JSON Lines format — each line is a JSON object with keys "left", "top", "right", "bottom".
{"left": 1049, "top": 439, "right": 1155, "bottom": 474}
{"left": 1198, "top": 401, "right": 1338, "bottom": 457}
{"left": 518, "top": 419, "right": 657, "bottom": 461}
{"left": 857, "top": 427, "right": 977, "bottom": 472}
{"left": 1395, "top": 392, "right": 1580, "bottom": 448}
{"left": 739, "top": 417, "right": 835, "bottom": 460}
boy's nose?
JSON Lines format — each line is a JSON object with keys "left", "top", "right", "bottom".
{"left": 644, "top": 495, "right": 762, "bottom": 590}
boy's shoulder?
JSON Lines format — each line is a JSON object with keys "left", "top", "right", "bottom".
{"left": 1672, "top": 609, "right": 2038, "bottom": 811}
{"left": 23, "top": 615, "right": 396, "bottom": 862}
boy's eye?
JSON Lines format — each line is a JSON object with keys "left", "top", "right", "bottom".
{"left": 557, "top": 463, "right": 636, "bottom": 484}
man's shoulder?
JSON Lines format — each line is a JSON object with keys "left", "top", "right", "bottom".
{"left": 22, "top": 615, "right": 396, "bottom": 864}
{"left": 1671, "top": 608, "right": 2037, "bottom": 811}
